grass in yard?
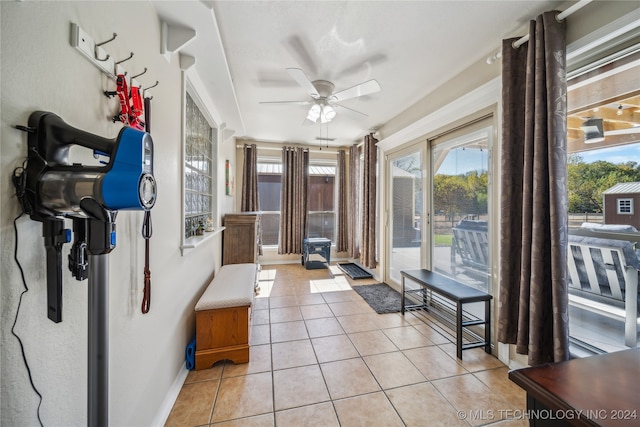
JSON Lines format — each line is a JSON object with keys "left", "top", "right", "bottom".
{"left": 434, "top": 234, "right": 452, "bottom": 246}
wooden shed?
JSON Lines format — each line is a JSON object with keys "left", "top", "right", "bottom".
{"left": 603, "top": 182, "right": 640, "bottom": 229}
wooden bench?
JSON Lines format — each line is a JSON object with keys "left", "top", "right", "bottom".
{"left": 194, "top": 263, "right": 257, "bottom": 370}
{"left": 400, "top": 269, "right": 492, "bottom": 359}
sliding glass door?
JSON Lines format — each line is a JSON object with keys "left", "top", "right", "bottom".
{"left": 388, "top": 149, "right": 424, "bottom": 283}
{"left": 431, "top": 122, "right": 492, "bottom": 293}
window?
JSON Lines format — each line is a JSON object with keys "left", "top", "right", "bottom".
{"left": 257, "top": 159, "right": 338, "bottom": 246}
{"left": 566, "top": 47, "right": 640, "bottom": 354}
{"left": 617, "top": 198, "right": 633, "bottom": 214}
{"left": 307, "top": 165, "right": 336, "bottom": 241}
{"left": 257, "top": 162, "right": 281, "bottom": 246}
{"left": 183, "top": 90, "right": 217, "bottom": 242}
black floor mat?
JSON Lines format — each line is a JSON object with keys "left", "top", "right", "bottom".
{"left": 337, "top": 263, "right": 373, "bottom": 279}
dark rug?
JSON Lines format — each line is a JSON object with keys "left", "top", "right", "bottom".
{"left": 352, "top": 283, "right": 409, "bottom": 314}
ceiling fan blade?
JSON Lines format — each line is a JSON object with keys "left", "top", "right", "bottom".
{"left": 286, "top": 68, "right": 319, "bottom": 98}
{"left": 333, "top": 102, "right": 368, "bottom": 116}
{"left": 259, "top": 100, "right": 313, "bottom": 106}
{"left": 331, "top": 79, "right": 381, "bottom": 102}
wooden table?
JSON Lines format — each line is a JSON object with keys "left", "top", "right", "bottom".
{"left": 509, "top": 348, "right": 640, "bottom": 426}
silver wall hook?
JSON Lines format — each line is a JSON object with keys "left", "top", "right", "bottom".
{"left": 131, "top": 67, "right": 148, "bottom": 79}
{"left": 115, "top": 52, "right": 134, "bottom": 65}
{"left": 96, "top": 33, "right": 117, "bottom": 47}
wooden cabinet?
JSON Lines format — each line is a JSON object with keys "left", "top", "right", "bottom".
{"left": 223, "top": 212, "right": 260, "bottom": 265}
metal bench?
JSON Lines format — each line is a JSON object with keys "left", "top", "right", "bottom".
{"left": 400, "top": 269, "right": 492, "bottom": 359}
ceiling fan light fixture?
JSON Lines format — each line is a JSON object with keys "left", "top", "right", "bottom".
{"left": 581, "top": 117, "right": 604, "bottom": 144}
{"left": 320, "top": 104, "right": 336, "bottom": 123}
{"left": 306, "top": 103, "right": 321, "bottom": 122}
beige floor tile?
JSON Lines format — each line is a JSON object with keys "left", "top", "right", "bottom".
{"left": 269, "top": 295, "right": 299, "bottom": 309}
{"left": 305, "top": 317, "right": 345, "bottom": 338}
{"left": 252, "top": 309, "right": 270, "bottom": 325}
{"left": 382, "top": 326, "right": 435, "bottom": 349}
{"left": 386, "top": 382, "right": 468, "bottom": 427}
{"left": 320, "top": 357, "right": 381, "bottom": 399}
{"left": 296, "top": 293, "right": 326, "bottom": 305}
{"left": 336, "top": 313, "right": 379, "bottom": 333}
{"left": 185, "top": 363, "right": 224, "bottom": 383}
{"left": 223, "top": 344, "right": 272, "bottom": 378}
{"left": 333, "top": 392, "right": 404, "bottom": 427}
{"left": 273, "top": 365, "right": 330, "bottom": 411}
{"left": 432, "top": 373, "right": 512, "bottom": 427}
{"left": 370, "top": 313, "right": 415, "bottom": 329}
{"left": 253, "top": 297, "right": 269, "bottom": 310}
{"left": 211, "top": 372, "right": 273, "bottom": 423}
{"left": 411, "top": 319, "right": 454, "bottom": 345}
{"left": 403, "top": 346, "right": 469, "bottom": 380}
{"left": 440, "top": 343, "right": 504, "bottom": 372}
{"left": 348, "top": 330, "right": 399, "bottom": 356}
{"left": 473, "top": 367, "right": 526, "bottom": 410}
{"left": 270, "top": 306, "right": 303, "bottom": 323}
{"left": 275, "top": 402, "right": 340, "bottom": 427}
{"left": 210, "top": 413, "right": 274, "bottom": 426}
{"left": 329, "top": 300, "right": 372, "bottom": 316}
{"left": 312, "top": 335, "right": 359, "bottom": 363}
{"left": 311, "top": 279, "right": 345, "bottom": 293}
{"left": 364, "top": 352, "right": 426, "bottom": 389}
{"left": 300, "top": 303, "right": 334, "bottom": 319}
{"left": 165, "top": 380, "right": 218, "bottom": 426}
{"left": 268, "top": 286, "right": 296, "bottom": 297}
{"left": 272, "top": 339, "right": 317, "bottom": 370}
{"left": 270, "top": 320, "right": 309, "bottom": 342}
{"left": 250, "top": 324, "right": 271, "bottom": 345}
{"left": 321, "top": 290, "right": 355, "bottom": 303}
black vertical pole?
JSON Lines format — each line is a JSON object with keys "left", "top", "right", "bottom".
{"left": 88, "top": 254, "right": 109, "bottom": 427}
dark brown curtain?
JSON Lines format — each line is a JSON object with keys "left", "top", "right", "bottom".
{"left": 336, "top": 150, "right": 348, "bottom": 252}
{"left": 240, "top": 143, "right": 262, "bottom": 254}
{"left": 279, "top": 147, "right": 309, "bottom": 255}
{"left": 498, "top": 11, "right": 569, "bottom": 365}
{"left": 241, "top": 144, "right": 259, "bottom": 212}
{"left": 348, "top": 144, "right": 361, "bottom": 259}
{"left": 361, "top": 134, "right": 377, "bottom": 269}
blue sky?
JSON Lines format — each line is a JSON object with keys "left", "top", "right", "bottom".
{"left": 577, "top": 145, "right": 640, "bottom": 165}
{"left": 437, "top": 144, "right": 639, "bottom": 176}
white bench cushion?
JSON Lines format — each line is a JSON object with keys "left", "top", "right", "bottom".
{"left": 195, "top": 263, "right": 257, "bottom": 311}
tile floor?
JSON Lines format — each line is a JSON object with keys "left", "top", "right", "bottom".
{"left": 165, "top": 264, "right": 527, "bottom": 427}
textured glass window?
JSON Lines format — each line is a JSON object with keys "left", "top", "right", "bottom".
{"left": 184, "top": 92, "right": 216, "bottom": 239}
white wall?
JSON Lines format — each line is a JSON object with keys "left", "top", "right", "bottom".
{"left": 1, "top": 2, "right": 229, "bottom": 426}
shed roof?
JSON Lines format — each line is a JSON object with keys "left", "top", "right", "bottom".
{"left": 603, "top": 182, "right": 640, "bottom": 195}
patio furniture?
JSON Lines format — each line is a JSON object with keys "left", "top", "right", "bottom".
{"left": 450, "top": 219, "right": 489, "bottom": 277}
{"left": 567, "top": 232, "right": 640, "bottom": 347}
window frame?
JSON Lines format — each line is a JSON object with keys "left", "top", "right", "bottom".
{"left": 617, "top": 198, "right": 634, "bottom": 215}
{"left": 180, "top": 74, "right": 219, "bottom": 254}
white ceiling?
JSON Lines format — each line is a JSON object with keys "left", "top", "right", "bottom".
{"left": 153, "top": 0, "right": 561, "bottom": 147}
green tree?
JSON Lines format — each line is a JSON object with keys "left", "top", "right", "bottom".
{"left": 567, "top": 155, "right": 640, "bottom": 213}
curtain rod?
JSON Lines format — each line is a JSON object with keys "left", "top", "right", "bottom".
{"left": 235, "top": 144, "right": 340, "bottom": 155}
{"left": 486, "top": 0, "right": 593, "bottom": 64}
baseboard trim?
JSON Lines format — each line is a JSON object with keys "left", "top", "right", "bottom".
{"left": 151, "top": 362, "right": 189, "bottom": 426}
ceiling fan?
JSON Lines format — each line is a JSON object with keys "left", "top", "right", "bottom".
{"left": 260, "top": 68, "right": 381, "bottom": 123}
